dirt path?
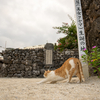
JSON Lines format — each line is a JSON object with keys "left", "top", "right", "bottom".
{"left": 0, "top": 76, "right": 100, "bottom": 100}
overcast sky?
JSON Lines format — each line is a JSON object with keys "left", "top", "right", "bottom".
{"left": 0, "top": 0, "right": 75, "bottom": 51}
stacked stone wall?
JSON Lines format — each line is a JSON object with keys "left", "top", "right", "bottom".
{"left": 0, "top": 48, "right": 78, "bottom": 78}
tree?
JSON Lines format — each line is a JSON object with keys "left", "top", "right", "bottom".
{"left": 53, "top": 15, "right": 78, "bottom": 51}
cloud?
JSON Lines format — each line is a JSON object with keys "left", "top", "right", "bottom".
{"left": 0, "top": 0, "right": 75, "bottom": 51}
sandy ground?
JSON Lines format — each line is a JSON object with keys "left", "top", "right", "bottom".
{"left": 0, "top": 76, "right": 100, "bottom": 100}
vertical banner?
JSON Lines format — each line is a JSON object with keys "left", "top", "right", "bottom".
{"left": 74, "top": 0, "right": 86, "bottom": 60}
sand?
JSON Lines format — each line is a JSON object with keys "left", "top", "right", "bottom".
{"left": 0, "top": 76, "right": 100, "bottom": 100}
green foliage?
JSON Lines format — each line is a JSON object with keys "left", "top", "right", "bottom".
{"left": 53, "top": 15, "right": 78, "bottom": 51}
{"left": 81, "top": 46, "right": 100, "bottom": 77}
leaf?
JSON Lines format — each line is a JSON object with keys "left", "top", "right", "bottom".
{"left": 97, "top": 67, "right": 100, "bottom": 71}
{"left": 94, "top": 69, "right": 97, "bottom": 73}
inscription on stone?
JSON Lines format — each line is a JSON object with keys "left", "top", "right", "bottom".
{"left": 46, "top": 50, "right": 52, "bottom": 64}
{"left": 74, "top": 0, "right": 86, "bottom": 59}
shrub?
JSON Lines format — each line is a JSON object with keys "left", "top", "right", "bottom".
{"left": 81, "top": 46, "right": 100, "bottom": 78}
{"left": 53, "top": 15, "right": 78, "bottom": 51}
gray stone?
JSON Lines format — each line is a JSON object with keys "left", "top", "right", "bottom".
{"left": 32, "top": 70, "right": 40, "bottom": 76}
{"left": 65, "top": 51, "right": 71, "bottom": 55}
{"left": 40, "top": 69, "right": 45, "bottom": 74}
{"left": 32, "top": 63, "right": 37, "bottom": 67}
{"left": 17, "top": 74, "right": 22, "bottom": 78}
{"left": 45, "top": 43, "right": 54, "bottom": 49}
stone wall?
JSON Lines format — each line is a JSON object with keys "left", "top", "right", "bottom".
{"left": 81, "top": 0, "right": 100, "bottom": 76}
{"left": 81, "top": 0, "right": 100, "bottom": 51}
{"left": 0, "top": 48, "right": 78, "bottom": 78}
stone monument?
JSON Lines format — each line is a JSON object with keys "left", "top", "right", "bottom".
{"left": 74, "top": 0, "right": 89, "bottom": 80}
{"left": 44, "top": 43, "right": 54, "bottom": 69}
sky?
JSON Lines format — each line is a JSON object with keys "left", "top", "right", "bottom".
{"left": 0, "top": 0, "right": 75, "bottom": 51}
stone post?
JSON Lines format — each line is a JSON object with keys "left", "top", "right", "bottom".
{"left": 74, "top": 0, "right": 89, "bottom": 80}
{"left": 44, "top": 43, "right": 54, "bottom": 70}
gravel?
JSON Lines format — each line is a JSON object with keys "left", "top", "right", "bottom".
{"left": 0, "top": 76, "right": 100, "bottom": 100}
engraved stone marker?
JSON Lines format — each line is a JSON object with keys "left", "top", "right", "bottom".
{"left": 74, "top": 0, "right": 89, "bottom": 79}
{"left": 44, "top": 43, "right": 54, "bottom": 68}
{"left": 46, "top": 50, "right": 52, "bottom": 64}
